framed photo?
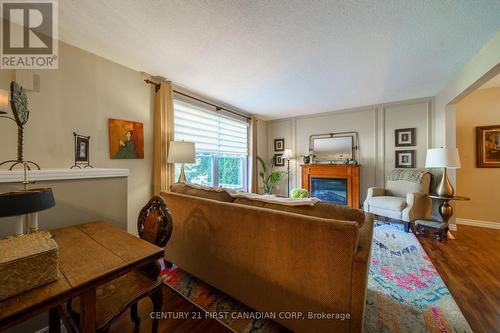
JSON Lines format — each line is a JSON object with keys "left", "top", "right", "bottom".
{"left": 75, "top": 134, "right": 89, "bottom": 162}
{"left": 476, "top": 125, "right": 500, "bottom": 168}
{"left": 395, "top": 128, "right": 416, "bottom": 147}
{"left": 109, "top": 118, "right": 144, "bottom": 159}
{"left": 395, "top": 150, "right": 416, "bottom": 168}
{"left": 71, "top": 132, "right": 93, "bottom": 169}
{"left": 274, "top": 138, "right": 285, "bottom": 152}
{"left": 274, "top": 153, "right": 284, "bottom": 167}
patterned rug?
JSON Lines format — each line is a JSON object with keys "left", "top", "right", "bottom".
{"left": 160, "top": 222, "right": 471, "bottom": 333}
{"left": 366, "top": 222, "right": 471, "bottom": 333}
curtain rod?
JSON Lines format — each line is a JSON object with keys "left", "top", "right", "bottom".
{"left": 144, "top": 79, "right": 251, "bottom": 120}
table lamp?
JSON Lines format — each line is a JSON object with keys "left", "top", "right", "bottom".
{"left": 425, "top": 147, "right": 461, "bottom": 197}
{"left": 167, "top": 141, "right": 196, "bottom": 183}
{"left": 0, "top": 163, "right": 55, "bottom": 235}
{"left": 282, "top": 148, "right": 294, "bottom": 197}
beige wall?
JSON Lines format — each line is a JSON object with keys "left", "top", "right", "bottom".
{"left": 456, "top": 87, "right": 500, "bottom": 223}
{"left": 0, "top": 41, "right": 154, "bottom": 234}
{"left": 266, "top": 98, "right": 432, "bottom": 204}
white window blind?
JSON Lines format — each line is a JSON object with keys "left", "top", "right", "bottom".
{"left": 174, "top": 99, "right": 248, "bottom": 155}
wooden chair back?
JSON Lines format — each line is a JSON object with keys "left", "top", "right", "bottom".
{"left": 137, "top": 196, "right": 173, "bottom": 247}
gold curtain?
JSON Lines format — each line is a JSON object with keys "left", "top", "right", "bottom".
{"left": 153, "top": 81, "right": 175, "bottom": 195}
{"left": 249, "top": 116, "right": 259, "bottom": 193}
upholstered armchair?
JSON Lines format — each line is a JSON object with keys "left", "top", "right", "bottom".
{"left": 364, "top": 169, "right": 432, "bottom": 232}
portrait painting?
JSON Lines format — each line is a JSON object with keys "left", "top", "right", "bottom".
{"left": 109, "top": 118, "right": 144, "bottom": 159}
{"left": 477, "top": 125, "right": 500, "bottom": 168}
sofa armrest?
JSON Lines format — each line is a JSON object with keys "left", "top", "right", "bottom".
{"left": 351, "top": 213, "right": 374, "bottom": 333}
{"left": 403, "top": 192, "right": 432, "bottom": 221}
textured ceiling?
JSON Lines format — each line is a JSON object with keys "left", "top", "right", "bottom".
{"left": 58, "top": 0, "right": 500, "bottom": 119}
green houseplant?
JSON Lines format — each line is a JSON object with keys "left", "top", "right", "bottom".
{"left": 257, "top": 156, "right": 284, "bottom": 194}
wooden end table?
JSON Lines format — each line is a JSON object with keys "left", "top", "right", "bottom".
{"left": 428, "top": 194, "right": 470, "bottom": 240}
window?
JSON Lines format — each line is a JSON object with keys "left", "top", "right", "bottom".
{"left": 173, "top": 97, "right": 249, "bottom": 190}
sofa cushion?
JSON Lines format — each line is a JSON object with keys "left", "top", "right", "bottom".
{"left": 169, "top": 182, "right": 235, "bottom": 202}
{"left": 368, "top": 196, "right": 407, "bottom": 211}
{"left": 234, "top": 197, "right": 365, "bottom": 227}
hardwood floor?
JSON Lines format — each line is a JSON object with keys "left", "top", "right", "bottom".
{"left": 111, "top": 286, "right": 232, "bottom": 333}
{"left": 110, "top": 225, "right": 500, "bottom": 333}
{"left": 418, "top": 225, "right": 500, "bottom": 333}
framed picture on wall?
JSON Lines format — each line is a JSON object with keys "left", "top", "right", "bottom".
{"left": 274, "top": 138, "right": 285, "bottom": 152}
{"left": 395, "top": 128, "right": 416, "bottom": 147}
{"left": 274, "top": 153, "right": 285, "bottom": 166}
{"left": 395, "top": 150, "right": 416, "bottom": 168}
{"left": 109, "top": 118, "right": 145, "bottom": 159}
{"left": 476, "top": 125, "right": 500, "bottom": 168}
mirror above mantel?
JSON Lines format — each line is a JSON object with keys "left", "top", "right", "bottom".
{"left": 309, "top": 132, "right": 359, "bottom": 164}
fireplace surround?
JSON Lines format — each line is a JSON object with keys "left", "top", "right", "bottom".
{"left": 301, "top": 164, "right": 360, "bottom": 208}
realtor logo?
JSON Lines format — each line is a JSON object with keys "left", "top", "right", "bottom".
{"left": 1, "top": 0, "right": 58, "bottom": 69}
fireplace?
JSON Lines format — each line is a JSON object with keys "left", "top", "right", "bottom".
{"left": 301, "top": 164, "right": 360, "bottom": 208}
{"left": 311, "top": 177, "right": 347, "bottom": 205}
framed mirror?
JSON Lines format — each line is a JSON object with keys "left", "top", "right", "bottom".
{"left": 309, "top": 132, "right": 358, "bottom": 163}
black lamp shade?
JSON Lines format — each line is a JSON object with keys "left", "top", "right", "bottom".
{"left": 0, "top": 188, "right": 55, "bottom": 217}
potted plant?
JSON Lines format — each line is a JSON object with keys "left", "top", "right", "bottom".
{"left": 257, "top": 156, "right": 285, "bottom": 195}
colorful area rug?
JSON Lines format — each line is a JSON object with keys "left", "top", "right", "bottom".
{"left": 366, "top": 222, "right": 471, "bottom": 333}
{"left": 160, "top": 222, "right": 471, "bottom": 333}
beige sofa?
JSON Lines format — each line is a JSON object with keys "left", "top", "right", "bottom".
{"left": 161, "top": 183, "right": 374, "bottom": 333}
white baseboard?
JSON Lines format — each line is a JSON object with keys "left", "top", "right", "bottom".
{"left": 455, "top": 218, "right": 500, "bottom": 229}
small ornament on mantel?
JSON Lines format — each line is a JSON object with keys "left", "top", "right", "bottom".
{"left": 70, "top": 132, "right": 93, "bottom": 169}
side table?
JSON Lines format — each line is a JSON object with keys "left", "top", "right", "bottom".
{"left": 428, "top": 194, "right": 470, "bottom": 240}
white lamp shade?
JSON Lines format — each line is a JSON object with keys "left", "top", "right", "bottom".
{"left": 0, "top": 89, "right": 8, "bottom": 111}
{"left": 425, "top": 148, "right": 461, "bottom": 169}
{"left": 282, "top": 148, "right": 294, "bottom": 160}
{"left": 167, "top": 141, "right": 196, "bottom": 163}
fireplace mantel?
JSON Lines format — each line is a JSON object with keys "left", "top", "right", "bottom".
{"left": 301, "top": 164, "right": 360, "bottom": 208}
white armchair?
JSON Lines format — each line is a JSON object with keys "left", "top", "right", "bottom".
{"left": 364, "top": 170, "right": 432, "bottom": 232}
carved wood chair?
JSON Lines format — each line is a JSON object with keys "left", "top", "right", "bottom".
{"left": 61, "top": 196, "right": 173, "bottom": 333}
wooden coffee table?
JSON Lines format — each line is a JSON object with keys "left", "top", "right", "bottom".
{"left": 0, "top": 221, "right": 163, "bottom": 333}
